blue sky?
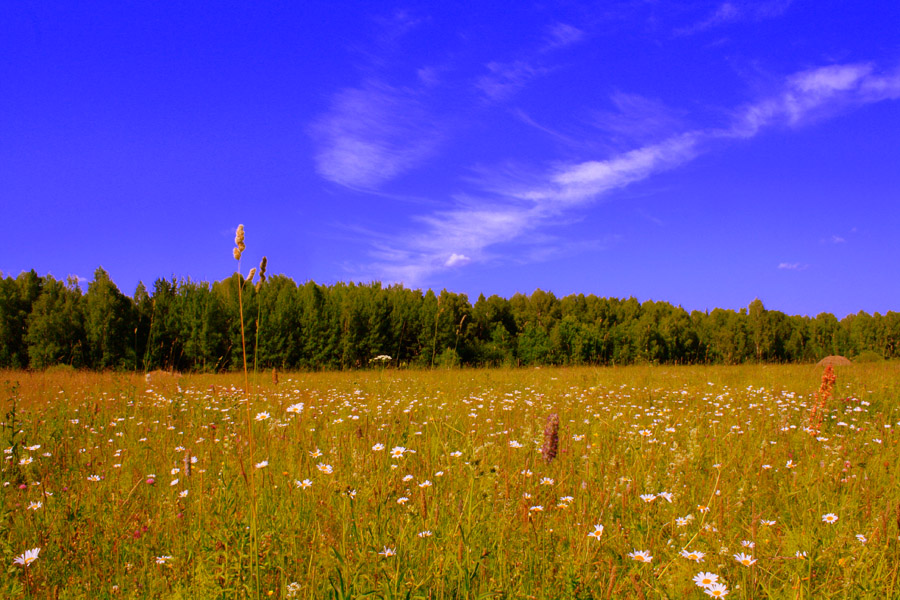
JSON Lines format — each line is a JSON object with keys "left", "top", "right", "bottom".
{"left": 2, "top": 1, "right": 898, "bottom": 318}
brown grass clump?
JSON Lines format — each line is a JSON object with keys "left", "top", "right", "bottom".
{"left": 817, "top": 355, "right": 852, "bottom": 366}
{"left": 144, "top": 369, "right": 181, "bottom": 384}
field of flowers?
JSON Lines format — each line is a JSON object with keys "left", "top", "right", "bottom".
{"left": 3, "top": 364, "right": 900, "bottom": 599}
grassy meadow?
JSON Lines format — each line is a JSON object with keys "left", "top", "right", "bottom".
{"left": 3, "top": 363, "right": 900, "bottom": 599}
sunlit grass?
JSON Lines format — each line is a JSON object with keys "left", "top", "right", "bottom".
{"left": 3, "top": 363, "right": 900, "bottom": 598}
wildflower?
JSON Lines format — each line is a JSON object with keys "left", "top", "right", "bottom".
{"left": 296, "top": 479, "right": 312, "bottom": 489}
{"left": 449, "top": 451, "right": 462, "bottom": 458}
{"left": 378, "top": 546, "right": 396, "bottom": 557}
{"left": 658, "top": 491, "right": 673, "bottom": 502}
{"left": 255, "top": 411, "right": 270, "bottom": 421}
{"left": 316, "top": 463, "right": 333, "bottom": 474}
{"left": 822, "top": 513, "right": 838, "bottom": 524}
{"left": 170, "top": 478, "right": 179, "bottom": 486}
{"left": 540, "top": 477, "right": 554, "bottom": 486}
{"left": 693, "top": 572, "right": 719, "bottom": 587}
{"left": 698, "top": 505, "right": 710, "bottom": 513}
{"left": 529, "top": 505, "right": 544, "bottom": 512}
{"left": 286, "top": 403, "right": 304, "bottom": 414}
{"left": 178, "top": 490, "right": 189, "bottom": 498}
{"left": 786, "top": 459, "right": 795, "bottom": 468}
{"left": 25, "top": 444, "right": 40, "bottom": 451}
{"left": 87, "top": 474, "right": 101, "bottom": 482}
{"left": 741, "top": 540, "right": 755, "bottom": 548}
{"left": 170, "top": 467, "right": 180, "bottom": 475}
{"left": 19, "top": 456, "right": 33, "bottom": 466}
{"left": 155, "top": 555, "right": 173, "bottom": 565}
{"left": 397, "top": 496, "right": 409, "bottom": 505}
{"left": 372, "top": 443, "right": 385, "bottom": 452}
{"left": 856, "top": 534, "right": 867, "bottom": 544}
{"left": 27, "top": 501, "right": 42, "bottom": 511}
{"left": 760, "top": 519, "right": 776, "bottom": 526}
{"left": 418, "top": 480, "right": 432, "bottom": 488}
{"left": 704, "top": 582, "right": 729, "bottom": 598}
{"left": 640, "top": 494, "right": 656, "bottom": 503}
{"left": 761, "top": 464, "right": 772, "bottom": 470}
{"left": 681, "top": 549, "right": 705, "bottom": 562}
{"left": 286, "top": 582, "right": 302, "bottom": 598}
{"left": 13, "top": 548, "right": 40, "bottom": 567}
{"left": 521, "top": 469, "right": 533, "bottom": 477}
{"left": 402, "top": 474, "right": 414, "bottom": 482}
{"left": 540, "top": 413, "right": 559, "bottom": 462}
{"left": 417, "top": 530, "right": 433, "bottom": 538}
{"left": 628, "top": 550, "right": 653, "bottom": 563}
{"left": 795, "top": 550, "right": 807, "bottom": 559}
{"left": 310, "top": 448, "right": 323, "bottom": 458}
{"left": 588, "top": 524, "right": 604, "bottom": 539}
{"left": 390, "top": 446, "right": 406, "bottom": 459}
{"left": 255, "top": 460, "right": 268, "bottom": 469}
{"left": 733, "top": 552, "right": 756, "bottom": 566}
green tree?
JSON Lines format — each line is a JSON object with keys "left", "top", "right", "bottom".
{"left": 84, "top": 267, "right": 133, "bottom": 369}
{"left": 748, "top": 298, "right": 771, "bottom": 362}
{"left": 144, "top": 277, "right": 184, "bottom": 371}
{"left": 0, "top": 271, "right": 43, "bottom": 368}
{"left": 25, "top": 276, "right": 86, "bottom": 368}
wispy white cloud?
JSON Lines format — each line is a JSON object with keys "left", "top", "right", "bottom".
{"left": 542, "top": 22, "right": 585, "bottom": 51}
{"left": 445, "top": 253, "right": 471, "bottom": 267}
{"left": 477, "top": 22, "right": 584, "bottom": 103}
{"left": 778, "top": 262, "right": 808, "bottom": 271}
{"left": 310, "top": 81, "right": 442, "bottom": 189}
{"left": 693, "top": 2, "right": 742, "bottom": 31}
{"left": 477, "top": 61, "right": 547, "bottom": 102}
{"left": 591, "top": 92, "right": 687, "bottom": 145}
{"left": 677, "top": 0, "right": 793, "bottom": 35}
{"left": 358, "top": 62, "right": 900, "bottom": 286}
{"left": 727, "top": 63, "right": 900, "bottom": 137}
{"left": 512, "top": 108, "right": 581, "bottom": 145}
{"left": 523, "top": 134, "right": 700, "bottom": 207}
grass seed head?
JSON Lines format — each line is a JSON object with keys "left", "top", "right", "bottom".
{"left": 256, "top": 256, "right": 267, "bottom": 291}
{"left": 233, "top": 224, "right": 246, "bottom": 260}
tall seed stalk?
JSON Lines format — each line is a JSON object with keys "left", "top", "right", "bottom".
{"left": 253, "top": 257, "right": 268, "bottom": 378}
{"left": 233, "top": 224, "right": 260, "bottom": 599}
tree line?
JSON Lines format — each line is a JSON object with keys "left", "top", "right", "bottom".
{"left": 0, "top": 267, "right": 897, "bottom": 371}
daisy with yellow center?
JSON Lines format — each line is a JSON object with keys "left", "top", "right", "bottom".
{"left": 733, "top": 552, "right": 756, "bottom": 567}
{"left": 628, "top": 550, "right": 653, "bottom": 563}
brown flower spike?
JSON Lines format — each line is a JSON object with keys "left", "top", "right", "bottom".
{"left": 541, "top": 413, "right": 560, "bottom": 462}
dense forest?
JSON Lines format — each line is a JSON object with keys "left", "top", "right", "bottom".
{"left": 0, "top": 267, "right": 897, "bottom": 371}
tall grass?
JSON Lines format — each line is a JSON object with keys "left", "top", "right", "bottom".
{"left": 2, "top": 363, "right": 900, "bottom": 598}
